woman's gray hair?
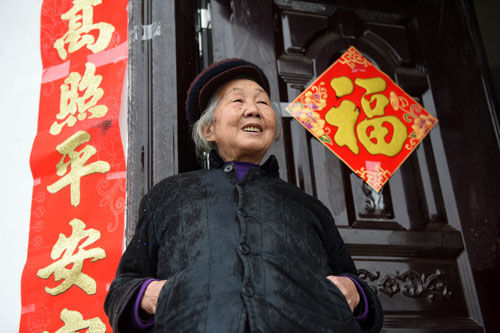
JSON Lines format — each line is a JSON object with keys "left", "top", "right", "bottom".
{"left": 191, "top": 83, "right": 282, "bottom": 162}
{"left": 192, "top": 92, "right": 219, "bottom": 161}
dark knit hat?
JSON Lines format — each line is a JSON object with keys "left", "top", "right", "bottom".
{"left": 185, "top": 58, "right": 270, "bottom": 125}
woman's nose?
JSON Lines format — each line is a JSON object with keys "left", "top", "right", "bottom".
{"left": 243, "top": 102, "right": 261, "bottom": 118}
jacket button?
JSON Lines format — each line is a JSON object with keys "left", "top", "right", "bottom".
{"left": 239, "top": 244, "right": 250, "bottom": 255}
{"left": 224, "top": 164, "right": 234, "bottom": 172}
{"left": 238, "top": 209, "right": 248, "bottom": 217}
{"left": 243, "top": 286, "right": 254, "bottom": 297}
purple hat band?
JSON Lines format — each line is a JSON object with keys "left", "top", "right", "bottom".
{"left": 185, "top": 58, "right": 271, "bottom": 125}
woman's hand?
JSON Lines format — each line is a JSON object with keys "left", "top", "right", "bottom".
{"left": 326, "top": 275, "right": 360, "bottom": 312}
{"left": 140, "top": 280, "right": 167, "bottom": 315}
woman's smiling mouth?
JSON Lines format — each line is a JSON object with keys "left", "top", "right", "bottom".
{"left": 242, "top": 124, "right": 263, "bottom": 133}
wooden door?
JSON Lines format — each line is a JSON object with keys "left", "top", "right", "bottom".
{"left": 129, "top": 0, "right": 499, "bottom": 331}
{"left": 199, "top": 0, "right": 486, "bottom": 331}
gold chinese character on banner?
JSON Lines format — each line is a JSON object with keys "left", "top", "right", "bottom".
{"left": 44, "top": 308, "right": 105, "bottom": 333}
{"left": 47, "top": 130, "right": 110, "bottom": 207}
{"left": 325, "top": 76, "right": 407, "bottom": 157}
{"left": 37, "top": 219, "right": 106, "bottom": 296}
{"left": 54, "top": 0, "right": 115, "bottom": 60}
{"left": 50, "top": 63, "right": 108, "bottom": 135}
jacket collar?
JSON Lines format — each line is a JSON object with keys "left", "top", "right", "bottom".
{"left": 208, "top": 149, "right": 280, "bottom": 178}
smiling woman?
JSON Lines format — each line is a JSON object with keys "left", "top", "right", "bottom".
{"left": 104, "top": 58, "right": 383, "bottom": 332}
{"left": 201, "top": 79, "right": 276, "bottom": 164}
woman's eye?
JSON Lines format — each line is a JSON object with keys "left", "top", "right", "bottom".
{"left": 258, "top": 100, "right": 269, "bottom": 105}
{"left": 233, "top": 99, "right": 243, "bottom": 103}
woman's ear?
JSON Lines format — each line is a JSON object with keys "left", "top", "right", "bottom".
{"left": 202, "top": 124, "right": 216, "bottom": 141}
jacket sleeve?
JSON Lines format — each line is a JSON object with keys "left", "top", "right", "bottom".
{"left": 320, "top": 209, "right": 384, "bottom": 333}
{"left": 104, "top": 194, "right": 159, "bottom": 333}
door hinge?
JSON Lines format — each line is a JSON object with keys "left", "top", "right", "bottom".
{"left": 200, "top": 6, "right": 212, "bottom": 30}
{"left": 197, "top": 3, "right": 212, "bottom": 58}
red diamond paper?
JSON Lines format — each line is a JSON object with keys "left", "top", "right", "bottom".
{"left": 286, "top": 46, "right": 438, "bottom": 192}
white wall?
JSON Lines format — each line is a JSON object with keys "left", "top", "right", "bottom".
{"left": 0, "top": 1, "right": 43, "bottom": 331}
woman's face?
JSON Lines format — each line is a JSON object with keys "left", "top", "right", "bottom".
{"left": 203, "top": 79, "right": 276, "bottom": 164}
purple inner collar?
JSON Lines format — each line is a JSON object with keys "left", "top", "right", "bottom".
{"left": 225, "top": 161, "right": 259, "bottom": 181}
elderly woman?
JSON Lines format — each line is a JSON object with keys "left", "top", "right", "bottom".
{"left": 105, "top": 58, "right": 383, "bottom": 332}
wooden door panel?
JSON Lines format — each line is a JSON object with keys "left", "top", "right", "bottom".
{"left": 272, "top": 2, "right": 479, "bottom": 331}
{"left": 207, "top": 0, "right": 483, "bottom": 331}
{"left": 310, "top": 138, "right": 350, "bottom": 226}
{"left": 274, "top": 3, "right": 447, "bottom": 233}
{"left": 290, "top": 122, "right": 316, "bottom": 196}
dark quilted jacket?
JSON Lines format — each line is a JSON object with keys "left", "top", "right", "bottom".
{"left": 104, "top": 152, "right": 383, "bottom": 332}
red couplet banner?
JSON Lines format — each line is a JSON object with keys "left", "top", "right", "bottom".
{"left": 20, "top": 0, "right": 128, "bottom": 331}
